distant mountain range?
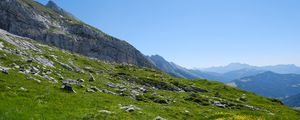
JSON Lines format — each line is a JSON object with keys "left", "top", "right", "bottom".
{"left": 283, "top": 93, "right": 300, "bottom": 107}
{"left": 200, "top": 63, "right": 300, "bottom": 74}
{"left": 228, "top": 71, "right": 300, "bottom": 99}
{"left": 148, "top": 55, "right": 300, "bottom": 83}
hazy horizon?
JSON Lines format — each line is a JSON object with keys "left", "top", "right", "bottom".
{"left": 37, "top": 0, "right": 300, "bottom": 68}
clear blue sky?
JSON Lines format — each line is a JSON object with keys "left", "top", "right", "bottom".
{"left": 37, "top": 0, "right": 300, "bottom": 68}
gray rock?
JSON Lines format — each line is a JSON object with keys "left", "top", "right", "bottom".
{"left": 19, "top": 87, "right": 28, "bottom": 92}
{"left": 213, "top": 101, "right": 226, "bottom": 108}
{"left": 98, "top": 110, "right": 114, "bottom": 114}
{"left": 43, "top": 75, "right": 57, "bottom": 83}
{"left": 78, "top": 79, "right": 85, "bottom": 83}
{"left": 1, "top": 68, "right": 9, "bottom": 74}
{"left": 103, "top": 89, "right": 117, "bottom": 95}
{"left": 0, "top": 66, "right": 10, "bottom": 74}
{"left": 63, "top": 79, "right": 79, "bottom": 85}
{"left": 0, "top": 42, "right": 4, "bottom": 50}
{"left": 154, "top": 116, "right": 167, "bottom": 120}
{"left": 86, "top": 88, "right": 96, "bottom": 92}
{"left": 57, "top": 73, "right": 64, "bottom": 80}
{"left": 107, "top": 83, "right": 116, "bottom": 88}
{"left": 61, "top": 84, "right": 76, "bottom": 93}
{"left": 35, "top": 57, "right": 54, "bottom": 67}
{"left": 239, "top": 96, "right": 247, "bottom": 102}
{"left": 87, "top": 86, "right": 102, "bottom": 93}
{"left": 30, "top": 67, "right": 40, "bottom": 74}
{"left": 58, "top": 62, "right": 73, "bottom": 71}
{"left": 119, "top": 104, "right": 141, "bottom": 112}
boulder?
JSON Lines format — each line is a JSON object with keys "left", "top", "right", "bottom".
{"left": 61, "top": 84, "right": 76, "bottom": 93}
{"left": 35, "top": 57, "right": 54, "bottom": 67}
{"left": 0, "top": 66, "right": 10, "bottom": 74}
{"left": 119, "top": 104, "right": 141, "bottom": 112}
{"left": 78, "top": 79, "right": 85, "bottom": 83}
{"left": 58, "top": 62, "right": 73, "bottom": 71}
{"left": 213, "top": 101, "right": 226, "bottom": 108}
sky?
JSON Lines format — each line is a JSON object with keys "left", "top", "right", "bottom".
{"left": 37, "top": 0, "right": 300, "bottom": 68}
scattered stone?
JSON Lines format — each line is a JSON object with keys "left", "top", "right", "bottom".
{"left": 103, "top": 89, "right": 117, "bottom": 95}
{"left": 0, "top": 42, "right": 4, "bottom": 49}
{"left": 57, "top": 73, "right": 64, "bottom": 80}
{"left": 35, "top": 57, "right": 54, "bottom": 67}
{"left": 184, "top": 110, "right": 190, "bottom": 113}
{"left": 26, "top": 76, "right": 41, "bottom": 83}
{"left": 43, "top": 75, "right": 57, "bottom": 83}
{"left": 213, "top": 101, "right": 226, "bottom": 108}
{"left": 45, "top": 70, "right": 52, "bottom": 74}
{"left": 268, "top": 112, "right": 274, "bottom": 116}
{"left": 84, "top": 67, "right": 94, "bottom": 73}
{"left": 86, "top": 88, "right": 96, "bottom": 92}
{"left": 0, "top": 66, "right": 10, "bottom": 74}
{"left": 74, "top": 67, "right": 83, "bottom": 73}
{"left": 1, "top": 68, "right": 9, "bottom": 74}
{"left": 58, "top": 62, "right": 73, "bottom": 71}
{"left": 119, "top": 104, "right": 141, "bottom": 112}
{"left": 78, "top": 79, "right": 85, "bottom": 83}
{"left": 154, "top": 116, "right": 167, "bottom": 120}
{"left": 244, "top": 105, "right": 259, "bottom": 110}
{"left": 30, "top": 67, "right": 40, "bottom": 74}
{"left": 89, "top": 73, "right": 95, "bottom": 81}
{"left": 61, "top": 84, "right": 76, "bottom": 93}
{"left": 98, "top": 110, "right": 114, "bottom": 114}
{"left": 63, "top": 79, "right": 79, "bottom": 85}
{"left": 19, "top": 87, "right": 28, "bottom": 92}
{"left": 107, "top": 83, "right": 116, "bottom": 88}
{"left": 239, "top": 95, "right": 247, "bottom": 102}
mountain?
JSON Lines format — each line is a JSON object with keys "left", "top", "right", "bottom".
{"left": 228, "top": 71, "right": 300, "bottom": 99}
{"left": 147, "top": 55, "right": 199, "bottom": 79}
{"left": 0, "top": 0, "right": 154, "bottom": 68}
{"left": 221, "top": 69, "right": 265, "bottom": 83}
{"left": 201, "top": 63, "right": 255, "bottom": 73}
{"left": 147, "top": 57, "right": 267, "bottom": 83}
{"left": 201, "top": 63, "right": 300, "bottom": 74}
{"left": 0, "top": 28, "right": 299, "bottom": 119}
{"left": 283, "top": 93, "right": 300, "bottom": 107}
{"left": 260, "top": 64, "right": 300, "bottom": 74}
{"left": 147, "top": 55, "right": 229, "bottom": 81}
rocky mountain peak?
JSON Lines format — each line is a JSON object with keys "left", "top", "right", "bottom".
{"left": 46, "top": 0, "right": 62, "bottom": 11}
{"left": 0, "top": 0, "right": 155, "bottom": 68}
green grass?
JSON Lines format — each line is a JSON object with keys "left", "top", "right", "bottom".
{"left": 0, "top": 37, "right": 300, "bottom": 120}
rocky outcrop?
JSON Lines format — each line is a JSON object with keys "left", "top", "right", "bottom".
{"left": 0, "top": 0, "right": 154, "bottom": 68}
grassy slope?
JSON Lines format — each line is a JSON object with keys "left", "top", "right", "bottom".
{"left": 0, "top": 36, "right": 300, "bottom": 120}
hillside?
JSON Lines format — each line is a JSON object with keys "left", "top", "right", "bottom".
{"left": 228, "top": 71, "right": 300, "bottom": 99}
{"left": 283, "top": 93, "right": 300, "bottom": 107}
{"left": 0, "top": 0, "right": 154, "bottom": 68}
{"left": 1, "top": 29, "right": 300, "bottom": 119}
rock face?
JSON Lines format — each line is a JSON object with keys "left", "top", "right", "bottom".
{"left": 0, "top": 0, "right": 154, "bottom": 68}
